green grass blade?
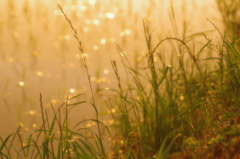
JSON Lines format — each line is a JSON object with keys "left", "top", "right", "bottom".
{"left": 0, "top": 152, "right": 9, "bottom": 159}
{"left": 25, "top": 134, "right": 32, "bottom": 157}
{"left": 68, "top": 101, "right": 87, "bottom": 106}
{"left": 160, "top": 134, "right": 180, "bottom": 159}
{"left": 32, "top": 140, "right": 43, "bottom": 159}
{"left": 57, "top": 142, "right": 61, "bottom": 159}
{"left": 69, "top": 93, "right": 85, "bottom": 100}
{"left": 195, "top": 40, "right": 212, "bottom": 57}
{"left": 0, "top": 134, "right": 13, "bottom": 151}
{"left": 157, "top": 130, "right": 179, "bottom": 159}
{"left": 158, "top": 67, "right": 169, "bottom": 86}
{"left": 77, "top": 139, "right": 98, "bottom": 158}
{"left": 73, "top": 140, "right": 91, "bottom": 159}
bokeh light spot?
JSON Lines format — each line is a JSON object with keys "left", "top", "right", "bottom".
{"left": 19, "top": 81, "right": 25, "bottom": 87}
{"left": 89, "top": 0, "right": 97, "bottom": 5}
{"left": 101, "top": 38, "right": 106, "bottom": 44}
{"left": 70, "top": 89, "right": 75, "bottom": 93}
{"left": 104, "top": 69, "right": 109, "bottom": 74}
{"left": 37, "top": 71, "right": 43, "bottom": 77}
{"left": 93, "top": 45, "right": 99, "bottom": 50}
{"left": 105, "top": 12, "right": 115, "bottom": 19}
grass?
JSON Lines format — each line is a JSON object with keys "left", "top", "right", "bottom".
{"left": 1, "top": 92, "right": 108, "bottom": 159}
{"left": 106, "top": 23, "right": 240, "bottom": 158}
{"left": 1, "top": 0, "right": 240, "bottom": 159}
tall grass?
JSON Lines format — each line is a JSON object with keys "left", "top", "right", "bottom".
{"left": 57, "top": 4, "right": 106, "bottom": 158}
{"left": 1, "top": 1, "right": 240, "bottom": 159}
{"left": 0, "top": 93, "right": 109, "bottom": 159}
{"left": 104, "top": 8, "right": 240, "bottom": 159}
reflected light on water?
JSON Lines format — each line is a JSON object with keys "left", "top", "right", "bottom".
{"left": 89, "top": 0, "right": 97, "bottom": 5}
{"left": 19, "top": 81, "right": 25, "bottom": 87}
{"left": 93, "top": 45, "right": 99, "bottom": 50}
{"left": 100, "top": 38, "right": 106, "bottom": 44}
{"left": 92, "top": 19, "right": 100, "bottom": 25}
{"left": 78, "top": 5, "right": 87, "bottom": 11}
{"left": 105, "top": 12, "right": 115, "bottom": 19}
{"left": 82, "top": 27, "right": 89, "bottom": 32}
{"left": 29, "top": 110, "right": 36, "bottom": 115}
{"left": 70, "top": 88, "right": 75, "bottom": 93}
{"left": 37, "top": 71, "right": 44, "bottom": 76}
{"left": 104, "top": 69, "right": 109, "bottom": 74}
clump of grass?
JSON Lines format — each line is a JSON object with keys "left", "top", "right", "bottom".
{"left": 0, "top": 93, "right": 108, "bottom": 159}
{"left": 105, "top": 19, "right": 240, "bottom": 159}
